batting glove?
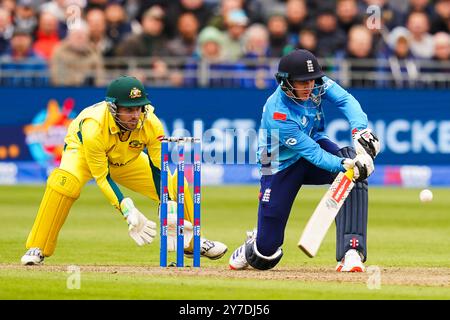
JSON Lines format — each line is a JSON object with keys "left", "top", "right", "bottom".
{"left": 342, "top": 154, "right": 374, "bottom": 182}
{"left": 352, "top": 128, "right": 380, "bottom": 159}
{"left": 121, "top": 198, "right": 157, "bottom": 246}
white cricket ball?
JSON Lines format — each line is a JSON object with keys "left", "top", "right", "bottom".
{"left": 419, "top": 189, "right": 433, "bottom": 203}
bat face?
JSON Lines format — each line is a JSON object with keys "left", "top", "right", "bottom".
{"left": 298, "top": 170, "right": 354, "bottom": 257}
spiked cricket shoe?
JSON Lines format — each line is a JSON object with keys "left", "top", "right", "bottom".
{"left": 336, "top": 249, "right": 365, "bottom": 272}
{"left": 229, "top": 243, "right": 249, "bottom": 270}
{"left": 185, "top": 238, "right": 228, "bottom": 260}
{"left": 21, "top": 248, "right": 44, "bottom": 266}
{"left": 229, "top": 230, "right": 258, "bottom": 270}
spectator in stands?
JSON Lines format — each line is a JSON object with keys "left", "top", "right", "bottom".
{"left": 1, "top": 0, "right": 16, "bottom": 15}
{"left": 115, "top": 5, "right": 169, "bottom": 57}
{"left": 421, "top": 32, "right": 450, "bottom": 88}
{"left": 433, "top": 32, "right": 450, "bottom": 61}
{"left": 242, "top": 23, "right": 270, "bottom": 59}
{"left": 241, "top": 23, "right": 275, "bottom": 88}
{"left": 86, "top": 8, "right": 114, "bottom": 56}
{"left": 208, "top": 0, "right": 244, "bottom": 31}
{"left": 104, "top": 1, "right": 133, "bottom": 49}
{"left": 336, "top": 0, "right": 364, "bottom": 35}
{"left": 221, "top": 8, "right": 248, "bottom": 60}
{"left": 188, "top": 24, "right": 257, "bottom": 88}
{"left": 387, "top": 27, "right": 415, "bottom": 59}
{"left": 406, "top": 11, "right": 434, "bottom": 59}
{"left": 362, "top": 0, "right": 403, "bottom": 31}
{"left": 167, "top": 12, "right": 200, "bottom": 57}
{"left": 336, "top": 25, "right": 381, "bottom": 87}
{"left": 296, "top": 28, "right": 318, "bottom": 55}
{"left": 50, "top": 21, "right": 104, "bottom": 86}
{"left": 135, "top": 0, "right": 170, "bottom": 22}
{"left": 431, "top": 0, "right": 450, "bottom": 34}
{"left": 33, "top": 10, "right": 60, "bottom": 61}
{"left": 14, "top": 0, "right": 39, "bottom": 34}
{"left": 192, "top": 25, "right": 240, "bottom": 87}
{"left": 243, "top": 0, "right": 285, "bottom": 23}
{"left": 197, "top": 25, "right": 225, "bottom": 61}
{"left": 406, "top": 0, "right": 435, "bottom": 17}
{"left": 39, "top": 0, "right": 71, "bottom": 39}
{"left": 151, "top": 57, "right": 186, "bottom": 86}
{"left": 123, "top": 0, "right": 141, "bottom": 22}
{"left": 285, "top": 0, "right": 310, "bottom": 41}
{"left": 359, "top": 0, "right": 400, "bottom": 57}
{"left": 86, "top": 0, "right": 109, "bottom": 11}
{"left": 0, "top": 27, "right": 48, "bottom": 86}
{"left": 40, "top": 0, "right": 67, "bottom": 22}
{"left": 346, "top": 25, "right": 376, "bottom": 59}
{"left": 305, "top": 0, "right": 331, "bottom": 17}
{"left": 166, "top": 0, "right": 212, "bottom": 38}
{"left": 315, "top": 7, "right": 346, "bottom": 58}
{"left": 267, "top": 13, "right": 291, "bottom": 57}
{"left": 0, "top": 7, "right": 13, "bottom": 55}
{"left": 386, "top": 26, "right": 419, "bottom": 88}
{"left": 126, "top": 67, "right": 148, "bottom": 84}
{"left": 126, "top": 62, "right": 185, "bottom": 88}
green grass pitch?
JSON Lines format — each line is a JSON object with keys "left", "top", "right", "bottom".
{"left": 0, "top": 184, "right": 449, "bottom": 300}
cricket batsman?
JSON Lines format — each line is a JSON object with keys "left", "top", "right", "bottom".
{"left": 21, "top": 76, "right": 227, "bottom": 265}
{"left": 229, "top": 49, "right": 380, "bottom": 272}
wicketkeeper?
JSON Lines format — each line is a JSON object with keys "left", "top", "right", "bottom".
{"left": 21, "top": 76, "right": 227, "bottom": 265}
{"left": 229, "top": 49, "right": 380, "bottom": 272}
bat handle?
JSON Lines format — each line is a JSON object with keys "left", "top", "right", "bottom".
{"left": 345, "top": 168, "right": 354, "bottom": 180}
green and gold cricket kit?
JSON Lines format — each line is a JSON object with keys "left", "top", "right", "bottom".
{"left": 26, "top": 101, "right": 195, "bottom": 256}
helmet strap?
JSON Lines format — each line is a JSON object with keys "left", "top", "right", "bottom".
{"left": 107, "top": 100, "right": 148, "bottom": 132}
{"left": 280, "top": 78, "right": 327, "bottom": 108}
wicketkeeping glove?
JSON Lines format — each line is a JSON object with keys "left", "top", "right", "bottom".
{"left": 121, "top": 198, "right": 157, "bottom": 246}
{"left": 353, "top": 128, "right": 380, "bottom": 159}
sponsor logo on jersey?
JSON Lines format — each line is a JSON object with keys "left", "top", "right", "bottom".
{"left": 110, "top": 162, "right": 126, "bottom": 167}
{"left": 286, "top": 137, "right": 297, "bottom": 146}
{"left": 301, "top": 115, "right": 309, "bottom": 127}
{"left": 129, "top": 140, "right": 144, "bottom": 149}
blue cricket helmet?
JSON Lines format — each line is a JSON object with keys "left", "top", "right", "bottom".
{"left": 275, "top": 49, "right": 325, "bottom": 84}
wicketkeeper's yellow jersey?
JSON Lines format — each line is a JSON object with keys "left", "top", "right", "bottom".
{"left": 64, "top": 101, "right": 164, "bottom": 211}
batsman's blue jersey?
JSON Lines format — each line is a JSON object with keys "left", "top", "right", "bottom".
{"left": 257, "top": 76, "right": 368, "bottom": 174}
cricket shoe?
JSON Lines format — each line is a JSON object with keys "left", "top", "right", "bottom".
{"left": 185, "top": 238, "right": 228, "bottom": 260}
{"left": 229, "top": 229, "right": 257, "bottom": 270}
{"left": 21, "top": 248, "right": 44, "bottom": 266}
{"left": 229, "top": 243, "right": 249, "bottom": 270}
{"left": 336, "top": 249, "right": 365, "bottom": 272}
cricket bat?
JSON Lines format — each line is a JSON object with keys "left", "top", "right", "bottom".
{"left": 298, "top": 169, "right": 355, "bottom": 257}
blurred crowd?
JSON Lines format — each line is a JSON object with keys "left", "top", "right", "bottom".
{"left": 0, "top": 0, "right": 449, "bottom": 88}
